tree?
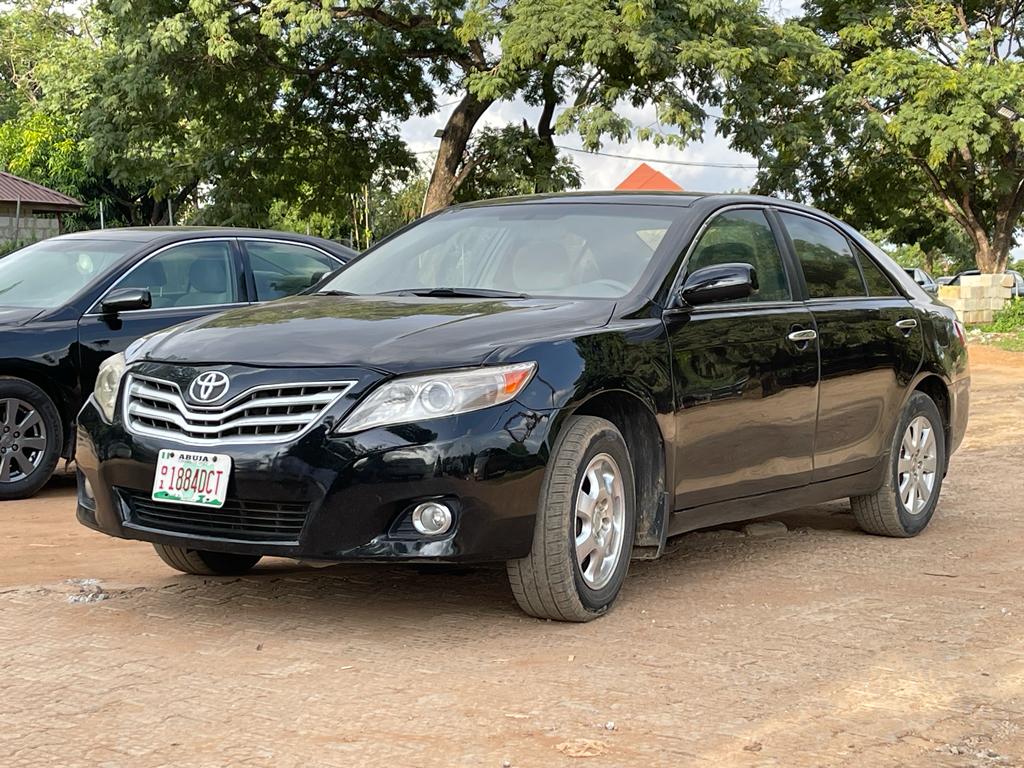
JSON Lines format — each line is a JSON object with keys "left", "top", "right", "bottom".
{"left": 453, "top": 123, "right": 581, "bottom": 202}
{"left": 164, "top": 0, "right": 794, "bottom": 213}
{"left": 730, "top": 1, "right": 1024, "bottom": 273}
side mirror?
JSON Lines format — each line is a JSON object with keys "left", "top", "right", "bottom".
{"left": 101, "top": 287, "right": 152, "bottom": 315}
{"left": 678, "top": 263, "right": 758, "bottom": 307}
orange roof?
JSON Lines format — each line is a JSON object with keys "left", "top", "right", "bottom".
{"left": 615, "top": 162, "right": 683, "bottom": 192}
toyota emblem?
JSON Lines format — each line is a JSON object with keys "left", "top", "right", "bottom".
{"left": 188, "top": 371, "right": 230, "bottom": 404}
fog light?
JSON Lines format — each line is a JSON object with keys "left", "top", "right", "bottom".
{"left": 82, "top": 476, "right": 95, "bottom": 500}
{"left": 411, "top": 501, "right": 453, "bottom": 536}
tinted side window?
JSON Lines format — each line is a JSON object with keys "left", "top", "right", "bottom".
{"left": 116, "top": 241, "right": 239, "bottom": 309}
{"left": 245, "top": 241, "right": 339, "bottom": 300}
{"left": 686, "top": 210, "right": 791, "bottom": 303}
{"left": 857, "top": 250, "right": 900, "bottom": 297}
{"left": 780, "top": 213, "right": 866, "bottom": 299}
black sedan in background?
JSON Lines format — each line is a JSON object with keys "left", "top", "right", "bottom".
{"left": 76, "top": 193, "right": 969, "bottom": 621}
{"left": 0, "top": 228, "right": 353, "bottom": 498}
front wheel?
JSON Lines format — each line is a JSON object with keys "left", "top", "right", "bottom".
{"left": 851, "top": 391, "right": 946, "bottom": 538}
{"left": 153, "top": 544, "right": 262, "bottom": 576}
{"left": 507, "top": 416, "right": 636, "bottom": 622}
{"left": 0, "top": 378, "right": 62, "bottom": 501}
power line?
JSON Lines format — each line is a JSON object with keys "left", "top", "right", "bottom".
{"left": 410, "top": 139, "right": 761, "bottom": 169}
{"left": 554, "top": 144, "right": 759, "bottom": 169}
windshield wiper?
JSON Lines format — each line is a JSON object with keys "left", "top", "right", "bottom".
{"left": 378, "top": 287, "right": 529, "bottom": 299}
{"left": 314, "top": 289, "right": 357, "bottom": 296}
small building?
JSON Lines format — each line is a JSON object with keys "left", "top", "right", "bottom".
{"left": 615, "top": 162, "right": 684, "bottom": 192}
{"left": 0, "top": 171, "right": 83, "bottom": 244}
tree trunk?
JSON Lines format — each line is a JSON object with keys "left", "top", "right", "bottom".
{"left": 532, "top": 65, "right": 559, "bottom": 193}
{"left": 423, "top": 92, "right": 492, "bottom": 214}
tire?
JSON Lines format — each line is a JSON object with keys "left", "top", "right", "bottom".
{"left": 153, "top": 543, "right": 262, "bottom": 576}
{"left": 507, "top": 416, "right": 636, "bottom": 622}
{"left": 0, "top": 377, "right": 63, "bottom": 501}
{"left": 851, "top": 391, "right": 946, "bottom": 538}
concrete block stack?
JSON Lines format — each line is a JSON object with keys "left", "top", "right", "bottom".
{"left": 937, "top": 273, "right": 1014, "bottom": 324}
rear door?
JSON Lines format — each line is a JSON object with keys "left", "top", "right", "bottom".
{"left": 776, "top": 211, "right": 923, "bottom": 481}
{"left": 666, "top": 207, "right": 819, "bottom": 509}
{"left": 77, "top": 238, "right": 248, "bottom": 393}
{"left": 239, "top": 239, "right": 346, "bottom": 301}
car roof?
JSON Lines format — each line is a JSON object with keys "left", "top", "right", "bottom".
{"left": 49, "top": 227, "right": 354, "bottom": 254}
{"left": 453, "top": 190, "right": 838, "bottom": 217}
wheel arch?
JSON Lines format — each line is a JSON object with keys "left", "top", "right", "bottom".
{"left": 911, "top": 373, "right": 952, "bottom": 458}
{"left": 562, "top": 389, "right": 669, "bottom": 558}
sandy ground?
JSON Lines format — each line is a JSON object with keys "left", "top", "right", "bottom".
{"left": 2, "top": 345, "right": 1023, "bottom": 767}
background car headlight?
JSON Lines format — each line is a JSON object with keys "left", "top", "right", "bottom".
{"left": 94, "top": 352, "right": 126, "bottom": 421}
{"left": 335, "top": 362, "right": 537, "bottom": 434}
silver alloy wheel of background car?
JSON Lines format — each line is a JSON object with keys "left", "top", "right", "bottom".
{"left": 897, "top": 415, "right": 938, "bottom": 515}
{"left": 575, "top": 452, "right": 626, "bottom": 590}
{"left": 0, "top": 398, "right": 47, "bottom": 483}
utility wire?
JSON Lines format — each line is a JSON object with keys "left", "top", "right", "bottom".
{"left": 554, "top": 144, "right": 759, "bottom": 169}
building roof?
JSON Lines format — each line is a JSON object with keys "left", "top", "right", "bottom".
{"left": 615, "top": 163, "right": 684, "bottom": 192}
{"left": 0, "top": 171, "right": 83, "bottom": 212}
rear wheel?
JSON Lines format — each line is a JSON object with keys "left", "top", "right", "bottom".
{"left": 851, "top": 391, "right": 946, "bottom": 537}
{"left": 0, "top": 378, "right": 62, "bottom": 501}
{"left": 507, "top": 416, "right": 635, "bottom": 622}
{"left": 153, "top": 543, "right": 262, "bottom": 576}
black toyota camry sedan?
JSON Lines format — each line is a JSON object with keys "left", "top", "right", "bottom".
{"left": 0, "top": 228, "right": 352, "bottom": 499}
{"left": 75, "top": 193, "right": 970, "bottom": 621}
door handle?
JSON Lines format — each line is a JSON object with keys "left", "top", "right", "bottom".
{"left": 787, "top": 329, "right": 818, "bottom": 343}
{"left": 895, "top": 318, "right": 918, "bottom": 331}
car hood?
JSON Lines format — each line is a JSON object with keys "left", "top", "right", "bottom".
{"left": 137, "top": 294, "right": 616, "bottom": 372}
{"left": 0, "top": 306, "right": 46, "bottom": 327}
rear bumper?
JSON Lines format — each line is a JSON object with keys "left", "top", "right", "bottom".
{"left": 76, "top": 397, "right": 552, "bottom": 563}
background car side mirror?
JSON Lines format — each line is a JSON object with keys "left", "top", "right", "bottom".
{"left": 101, "top": 287, "right": 152, "bottom": 315}
{"left": 678, "top": 263, "right": 758, "bottom": 307}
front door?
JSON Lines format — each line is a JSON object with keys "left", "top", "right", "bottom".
{"left": 77, "top": 239, "right": 248, "bottom": 392}
{"left": 776, "top": 211, "right": 923, "bottom": 480}
{"left": 666, "top": 208, "right": 819, "bottom": 510}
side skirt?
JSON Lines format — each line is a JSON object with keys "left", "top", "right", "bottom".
{"left": 666, "top": 461, "right": 887, "bottom": 538}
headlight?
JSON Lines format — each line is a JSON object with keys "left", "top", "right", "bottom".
{"left": 335, "top": 362, "right": 537, "bottom": 434}
{"left": 94, "top": 352, "right": 127, "bottom": 421}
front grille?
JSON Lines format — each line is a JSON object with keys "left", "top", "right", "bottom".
{"left": 123, "top": 491, "right": 309, "bottom": 543}
{"left": 124, "top": 374, "right": 354, "bottom": 444}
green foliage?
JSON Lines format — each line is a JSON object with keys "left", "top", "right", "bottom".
{"left": 987, "top": 299, "right": 1024, "bottom": 333}
{"left": 454, "top": 124, "right": 581, "bottom": 203}
{"left": 729, "top": 1, "right": 1024, "bottom": 273}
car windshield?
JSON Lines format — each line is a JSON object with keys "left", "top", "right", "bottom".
{"left": 323, "top": 203, "right": 680, "bottom": 299}
{"left": 0, "top": 238, "right": 136, "bottom": 308}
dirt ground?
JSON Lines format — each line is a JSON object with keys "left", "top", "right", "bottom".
{"left": 2, "top": 346, "right": 1023, "bottom": 768}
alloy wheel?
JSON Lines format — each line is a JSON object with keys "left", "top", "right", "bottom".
{"left": 897, "top": 415, "right": 938, "bottom": 515}
{"left": 574, "top": 452, "right": 626, "bottom": 590}
{"left": 0, "top": 398, "right": 48, "bottom": 483}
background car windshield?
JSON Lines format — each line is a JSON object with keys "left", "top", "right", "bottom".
{"left": 0, "top": 239, "right": 135, "bottom": 308}
{"left": 324, "top": 203, "right": 679, "bottom": 298}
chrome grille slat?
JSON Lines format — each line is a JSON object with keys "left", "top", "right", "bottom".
{"left": 123, "top": 373, "right": 355, "bottom": 445}
{"left": 128, "top": 382, "right": 339, "bottom": 421}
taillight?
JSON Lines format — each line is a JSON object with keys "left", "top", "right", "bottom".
{"left": 953, "top": 319, "right": 967, "bottom": 346}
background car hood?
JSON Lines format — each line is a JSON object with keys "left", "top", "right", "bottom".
{"left": 138, "top": 295, "right": 616, "bottom": 372}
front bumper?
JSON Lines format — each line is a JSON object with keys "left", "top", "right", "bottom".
{"left": 76, "top": 397, "right": 553, "bottom": 563}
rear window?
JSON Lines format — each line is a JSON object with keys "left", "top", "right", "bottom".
{"left": 780, "top": 212, "right": 866, "bottom": 299}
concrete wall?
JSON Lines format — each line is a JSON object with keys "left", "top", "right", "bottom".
{"left": 0, "top": 213, "right": 60, "bottom": 244}
{"left": 938, "top": 273, "right": 1014, "bottom": 324}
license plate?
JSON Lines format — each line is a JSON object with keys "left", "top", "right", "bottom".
{"left": 152, "top": 449, "right": 231, "bottom": 508}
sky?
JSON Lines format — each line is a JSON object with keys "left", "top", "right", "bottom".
{"left": 401, "top": 0, "right": 806, "bottom": 193}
